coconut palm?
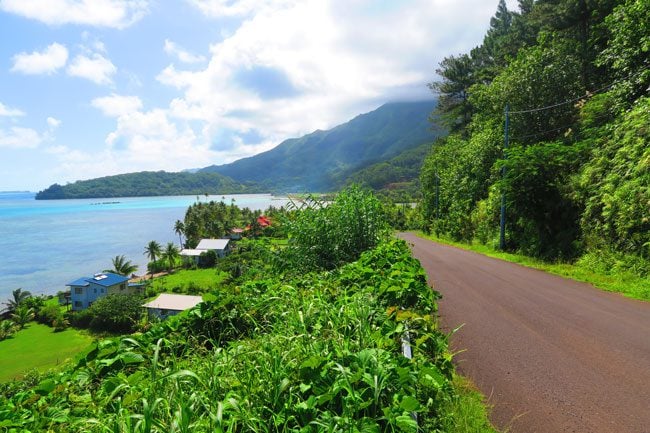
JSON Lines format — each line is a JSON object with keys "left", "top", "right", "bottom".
{"left": 105, "top": 255, "right": 139, "bottom": 276}
{"left": 143, "top": 240, "right": 162, "bottom": 279}
{"left": 0, "top": 320, "right": 15, "bottom": 340}
{"left": 174, "top": 220, "right": 185, "bottom": 248}
{"left": 163, "top": 242, "right": 180, "bottom": 273}
{"left": 4, "top": 288, "right": 32, "bottom": 313}
{"left": 11, "top": 305, "right": 34, "bottom": 330}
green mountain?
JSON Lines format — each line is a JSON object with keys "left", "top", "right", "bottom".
{"left": 35, "top": 171, "right": 250, "bottom": 200}
{"left": 36, "top": 100, "right": 442, "bottom": 199}
{"left": 200, "top": 100, "right": 442, "bottom": 191}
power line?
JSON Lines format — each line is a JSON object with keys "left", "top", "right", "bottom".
{"left": 508, "top": 65, "right": 650, "bottom": 115}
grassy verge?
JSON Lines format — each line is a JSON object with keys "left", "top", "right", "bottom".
{"left": 445, "top": 375, "right": 499, "bottom": 433}
{"left": 0, "top": 322, "right": 93, "bottom": 382}
{"left": 417, "top": 232, "right": 650, "bottom": 301}
{"left": 149, "top": 268, "right": 228, "bottom": 294}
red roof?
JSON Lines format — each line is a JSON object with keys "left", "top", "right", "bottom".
{"left": 257, "top": 215, "right": 271, "bottom": 227}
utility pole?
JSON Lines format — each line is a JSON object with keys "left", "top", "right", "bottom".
{"left": 434, "top": 171, "right": 440, "bottom": 237}
{"left": 499, "top": 104, "right": 509, "bottom": 250}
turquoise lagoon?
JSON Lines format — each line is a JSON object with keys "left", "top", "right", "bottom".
{"left": 0, "top": 192, "right": 289, "bottom": 302}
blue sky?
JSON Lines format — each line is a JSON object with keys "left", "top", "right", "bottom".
{"left": 0, "top": 0, "right": 518, "bottom": 191}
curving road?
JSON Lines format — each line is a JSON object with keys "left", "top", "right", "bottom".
{"left": 399, "top": 233, "right": 650, "bottom": 433}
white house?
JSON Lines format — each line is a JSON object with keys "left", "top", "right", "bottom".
{"left": 142, "top": 293, "right": 203, "bottom": 319}
{"left": 180, "top": 238, "right": 231, "bottom": 265}
{"left": 195, "top": 238, "right": 231, "bottom": 257}
{"left": 67, "top": 272, "right": 143, "bottom": 311}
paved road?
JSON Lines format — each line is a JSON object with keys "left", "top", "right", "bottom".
{"left": 399, "top": 233, "right": 650, "bottom": 433}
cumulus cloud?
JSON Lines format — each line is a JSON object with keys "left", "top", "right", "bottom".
{"left": 67, "top": 53, "right": 117, "bottom": 85}
{"left": 164, "top": 39, "right": 206, "bottom": 64}
{"left": 92, "top": 94, "right": 143, "bottom": 117}
{"left": 0, "top": 0, "right": 149, "bottom": 29}
{"left": 0, "top": 127, "right": 42, "bottom": 149}
{"left": 152, "top": 0, "right": 515, "bottom": 166}
{"left": 11, "top": 43, "right": 68, "bottom": 75}
{"left": 47, "top": 117, "right": 61, "bottom": 128}
{"left": 0, "top": 102, "right": 25, "bottom": 117}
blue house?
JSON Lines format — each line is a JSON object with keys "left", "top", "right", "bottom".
{"left": 67, "top": 272, "right": 141, "bottom": 311}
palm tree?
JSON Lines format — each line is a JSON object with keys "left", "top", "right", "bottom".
{"left": 0, "top": 320, "right": 16, "bottom": 340}
{"left": 105, "top": 255, "right": 139, "bottom": 276}
{"left": 163, "top": 242, "right": 180, "bottom": 273}
{"left": 143, "top": 241, "right": 162, "bottom": 279}
{"left": 174, "top": 220, "right": 185, "bottom": 248}
{"left": 11, "top": 305, "right": 34, "bottom": 330}
{"left": 4, "top": 288, "right": 32, "bottom": 313}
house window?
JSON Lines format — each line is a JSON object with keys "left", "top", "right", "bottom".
{"left": 120, "top": 283, "right": 126, "bottom": 291}
{"left": 74, "top": 287, "right": 83, "bottom": 295}
{"left": 74, "top": 301, "right": 82, "bottom": 308}
{"left": 94, "top": 288, "right": 97, "bottom": 294}
{"left": 101, "top": 288, "right": 105, "bottom": 293}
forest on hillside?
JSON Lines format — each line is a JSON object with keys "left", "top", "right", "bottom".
{"left": 420, "top": 0, "right": 648, "bottom": 275}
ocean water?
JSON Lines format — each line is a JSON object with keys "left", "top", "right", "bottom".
{"left": 0, "top": 192, "right": 289, "bottom": 303}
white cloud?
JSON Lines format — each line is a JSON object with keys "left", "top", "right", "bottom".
{"left": 67, "top": 53, "right": 117, "bottom": 85}
{"left": 11, "top": 43, "right": 68, "bottom": 75}
{"left": 0, "top": 0, "right": 149, "bottom": 29}
{"left": 187, "top": 0, "right": 295, "bottom": 18}
{"left": 47, "top": 117, "right": 62, "bottom": 128}
{"left": 0, "top": 102, "right": 25, "bottom": 117}
{"left": 164, "top": 39, "right": 206, "bottom": 64}
{"left": 92, "top": 94, "right": 143, "bottom": 117}
{"left": 0, "top": 127, "right": 42, "bottom": 149}
{"left": 154, "top": 0, "right": 513, "bottom": 166}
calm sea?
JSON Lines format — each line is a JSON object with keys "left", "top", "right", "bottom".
{"left": 0, "top": 192, "right": 289, "bottom": 303}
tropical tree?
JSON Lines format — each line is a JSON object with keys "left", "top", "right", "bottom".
{"left": 105, "top": 255, "right": 138, "bottom": 277}
{"left": 174, "top": 220, "right": 185, "bottom": 247}
{"left": 0, "top": 320, "right": 15, "bottom": 340}
{"left": 143, "top": 240, "right": 162, "bottom": 279}
{"left": 11, "top": 305, "right": 34, "bottom": 330}
{"left": 163, "top": 242, "right": 180, "bottom": 273}
{"left": 4, "top": 288, "right": 32, "bottom": 313}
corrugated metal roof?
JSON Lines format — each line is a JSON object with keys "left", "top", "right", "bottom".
{"left": 196, "top": 238, "right": 230, "bottom": 250}
{"left": 66, "top": 272, "right": 129, "bottom": 287}
{"left": 142, "top": 294, "right": 203, "bottom": 311}
{"left": 180, "top": 249, "right": 204, "bottom": 256}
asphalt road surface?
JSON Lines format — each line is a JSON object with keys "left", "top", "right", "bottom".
{"left": 399, "top": 233, "right": 650, "bottom": 433}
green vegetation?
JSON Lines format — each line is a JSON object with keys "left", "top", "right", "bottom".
{"left": 420, "top": 0, "right": 649, "bottom": 278}
{"left": 419, "top": 232, "right": 650, "bottom": 301}
{"left": 342, "top": 142, "right": 432, "bottom": 202}
{"left": 0, "top": 187, "right": 496, "bottom": 431}
{"left": 0, "top": 323, "right": 92, "bottom": 382}
{"left": 105, "top": 254, "right": 139, "bottom": 276}
{"left": 70, "top": 294, "right": 145, "bottom": 334}
{"left": 35, "top": 170, "right": 250, "bottom": 199}
{"left": 148, "top": 268, "right": 229, "bottom": 295}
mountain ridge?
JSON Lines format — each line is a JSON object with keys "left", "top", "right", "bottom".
{"left": 36, "top": 100, "right": 441, "bottom": 199}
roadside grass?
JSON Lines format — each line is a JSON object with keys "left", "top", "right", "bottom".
{"left": 416, "top": 232, "right": 650, "bottom": 301}
{"left": 0, "top": 322, "right": 93, "bottom": 382}
{"left": 444, "top": 375, "right": 500, "bottom": 433}
{"left": 149, "top": 268, "right": 228, "bottom": 294}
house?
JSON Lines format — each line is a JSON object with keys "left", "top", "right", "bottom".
{"left": 229, "top": 228, "right": 244, "bottom": 240}
{"left": 67, "top": 272, "right": 143, "bottom": 311}
{"left": 180, "top": 238, "right": 231, "bottom": 265}
{"left": 142, "top": 293, "right": 203, "bottom": 319}
{"left": 195, "top": 238, "right": 231, "bottom": 257}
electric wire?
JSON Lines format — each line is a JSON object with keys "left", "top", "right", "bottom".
{"left": 508, "top": 64, "right": 650, "bottom": 115}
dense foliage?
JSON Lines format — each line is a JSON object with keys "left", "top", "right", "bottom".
{"left": 35, "top": 171, "right": 249, "bottom": 200}
{"left": 71, "top": 294, "right": 144, "bottom": 334}
{"left": 421, "top": 0, "right": 649, "bottom": 270}
{"left": 280, "top": 186, "right": 390, "bottom": 271}
{"left": 0, "top": 235, "right": 460, "bottom": 432}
